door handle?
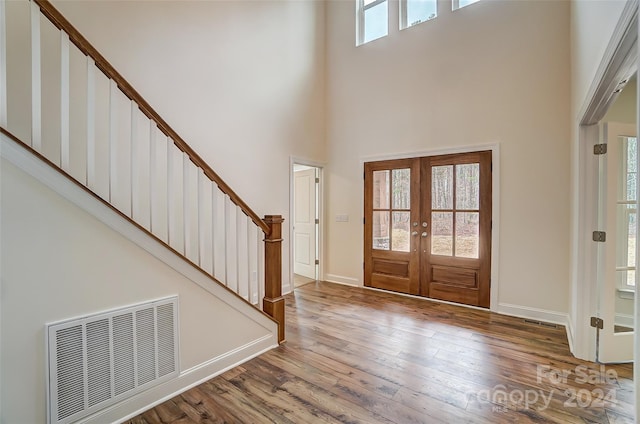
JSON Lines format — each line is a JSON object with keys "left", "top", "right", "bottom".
{"left": 421, "top": 232, "right": 428, "bottom": 237}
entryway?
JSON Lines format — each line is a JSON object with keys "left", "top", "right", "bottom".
{"left": 364, "top": 151, "right": 492, "bottom": 308}
{"left": 292, "top": 163, "right": 321, "bottom": 288}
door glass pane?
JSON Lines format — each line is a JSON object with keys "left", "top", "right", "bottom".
{"left": 431, "top": 212, "right": 453, "bottom": 256}
{"left": 392, "top": 168, "right": 411, "bottom": 209}
{"left": 455, "top": 212, "right": 479, "bottom": 258}
{"left": 626, "top": 138, "right": 637, "bottom": 201}
{"left": 456, "top": 163, "right": 480, "bottom": 210}
{"left": 373, "top": 211, "right": 390, "bottom": 250}
{"left": 432, "top": 166, "right": 453, "bottom": 209}
{"left": 392, "top": 211, "right": 410, "bottom": 252}
{"left": 373, "top": 170, "right": 390, "bottom": 209}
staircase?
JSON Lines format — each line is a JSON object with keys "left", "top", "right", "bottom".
{"left": 0, "top": 0, "right": 285, "bottom": 343}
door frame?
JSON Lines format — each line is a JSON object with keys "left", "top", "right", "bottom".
{"left": 572, "top": 0, "right": 638, "bottom": 363}
{"left": 360, "top": 143, "right": 501, "bottom": 312}
{"left": 288, "top": 156, "right": 325, "bottom": 293}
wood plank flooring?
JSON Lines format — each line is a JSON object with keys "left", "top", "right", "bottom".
{"left": 126, "top": 282, "right": 635, "bottom": 424}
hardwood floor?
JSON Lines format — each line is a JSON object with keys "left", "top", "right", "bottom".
{"left": 126, "top": 282, "right": 635, "bottom": 424}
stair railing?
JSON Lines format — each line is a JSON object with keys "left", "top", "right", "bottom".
{"left": 0, "top": 0, "right": 285, "bottom": 342}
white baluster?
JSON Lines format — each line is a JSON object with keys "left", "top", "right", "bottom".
{"left": 247, "top": 216, "right": 253, "bottom": 304}
{"left": 130, "top": 101, "right": 138, "bottom": 218}
{"left": 183, "top": 152, "right": 190, "bottom": 257}
{"left": 149, "top": 123, "right": 157, "bottom": 233}
{"left": 30, "top": 1, "right": 41, "bottom": 150}
{"left": 0, "top": 0, "right": 7, "bottom": 128}
{"left": 60, "top": 32, "right": 70, "bottom": 170}
{"left": 211, "top": 183, "right": 218, "bottom": 278}
{"left": 258, "top": 232, "right": 264, "bottom": 309}
{"left": 108, "top": 80, "right": 118, "bottom": 202}
{"left": 197, "top": 169, "right": 205, "bottom": 267}
{"left": 224, "top": 194, "right": 230, "bottom": 286}
{"left": 167, "top": 138, "right": 174, "bottom": 246}
{"left": 86, "top": 58, "right": 96, "bottom": 188}
{"left": 236, "top": 208, "right": 242, "bottom": 296}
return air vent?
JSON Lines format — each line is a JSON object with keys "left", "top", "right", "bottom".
{"left": 46, "top": 297, "right": 179, "bottom": 424}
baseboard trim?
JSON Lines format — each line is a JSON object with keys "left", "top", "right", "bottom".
{"left": 324, "top": 273, "right": 360, "bottom": 287}
{"left": 497, "top": 302, "right": 568, "bottom": 326}
{"left": 83, "top": 335, "right": 276, "bottom": 424}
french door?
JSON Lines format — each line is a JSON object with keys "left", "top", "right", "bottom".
{"left": 364, "top": 151, "right": 492, "bottom": 308}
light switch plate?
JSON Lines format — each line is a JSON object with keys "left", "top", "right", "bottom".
{"left": 336, "top": 214, "right": 349, "bottom": 222}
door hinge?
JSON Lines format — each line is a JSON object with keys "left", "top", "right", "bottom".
{"left": 590, "top": 316, "right": 604, "bottom": 329}
{"left": 315, "top": 218, "right": 319, "bottom": 224}
{"left": 315, "top": 259, "right": 319, "bottom": 265}
{"left": 363, "top": 217, "right": 365, "bottom": 224}
{"left": 592, "top": 231, "right": 606, "bottom": 242}
{"left": 315, "top": 177, "right": 320, "bottom": 183}
{"left": 593, "top": 144, "right": 607, "bottom": 155}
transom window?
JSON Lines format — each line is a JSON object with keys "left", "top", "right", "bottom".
{"left": 452, "top": 0, "right": 481, "bottom": 11}
{"left": 400, "top": 0, "right": 437, "bottom": 30}
{"left": 357, "top": 0, "right": 482, "bottom": 46}
{"left": 357, "top": 0, "right": 388, "bottom": 46}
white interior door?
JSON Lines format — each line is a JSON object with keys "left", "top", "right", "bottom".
{"left": 597, "top": 122, "right": 636, "bottom": 363}
{"left": 293, "top": 168, "right": 317, "bottom": 279}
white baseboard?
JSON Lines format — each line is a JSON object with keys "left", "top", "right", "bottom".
{"left": 497, "top": 302, "right": 569, "bottom": 326}
{"left": 83, "top": 335, "right": 276, "bottom": 424}
{"left": 324, "top": 273, "right": 360, "bottom": 287}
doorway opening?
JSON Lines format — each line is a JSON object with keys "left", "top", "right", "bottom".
{"left": 292, "top": 163, "right": 321, "bottom": 289}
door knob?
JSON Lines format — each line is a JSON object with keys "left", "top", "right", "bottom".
{"left": 422, "top": 222, "right": 428, "bottom": 227}
{"left": 412, "top": 231, "right": 418, "bottom": 236}
{"left": 421, "top": 232, "right": 428, "bottom": 237}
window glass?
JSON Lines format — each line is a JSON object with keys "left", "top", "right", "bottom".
{"left": 432, "top": 166, "right": 453, "bottom": 209}
{"left": 373, "top": 170, "right": 390, "bottom": 209}
{"left": 392, "top": 212, "right": 411, "bottom": 252}
{"left": 616, "top": 137, "right": 637, "bottom": 288}
{"left": 431, "top": 212, "right": 453, "bottom": 256}
{"left": 404, "top": 0, "right": 437, "bottom": 29}
{"left": 392, "top": 169, "right": 411, "bottom": 209}
{"left": 453, "top": 0, "right": 481, "bottom": 11}
{"left": 363, "top": 1, "right": 388, "bottom": 44}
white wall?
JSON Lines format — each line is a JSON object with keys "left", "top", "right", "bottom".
{"left": 11, "top": 0, "right": 327, "bottom": 293}
{"left": 0, "top": 150, "right": 277, "bottom": 423}
{"left": 324, "top": 0, "right": 571, "bottom": 315}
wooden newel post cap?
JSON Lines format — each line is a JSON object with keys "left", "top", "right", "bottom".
{"left": 264, "top": 215, "right": 285, "bottom": 224}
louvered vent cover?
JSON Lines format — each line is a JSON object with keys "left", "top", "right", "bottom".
{"left": 46, "top": 297, "right": 179, "bottom": 424}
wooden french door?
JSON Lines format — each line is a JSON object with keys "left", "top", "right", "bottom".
{"left": 364, "top": 151, "right": 492, "bottom": 308}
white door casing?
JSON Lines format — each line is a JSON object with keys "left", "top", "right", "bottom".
{"left": 293, "top": 168, "right": 317, "bottom": 279}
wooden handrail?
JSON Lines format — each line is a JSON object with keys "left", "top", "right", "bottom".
{"left": 33, "top": 0, "right": 270, "bottom": 235}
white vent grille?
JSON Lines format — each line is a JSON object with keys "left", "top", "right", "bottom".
{"left": 47, "top": 297, "right": 179, "bottom": 424}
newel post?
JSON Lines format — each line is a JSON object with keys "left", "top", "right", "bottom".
{"left": 263, "top": 215, "right": 285, "bottom": 343}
